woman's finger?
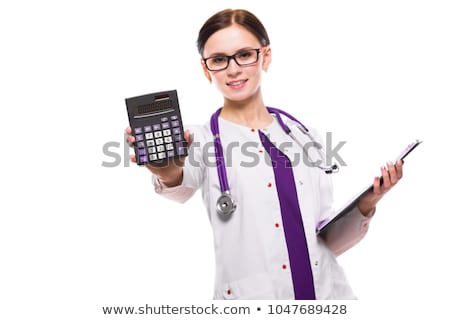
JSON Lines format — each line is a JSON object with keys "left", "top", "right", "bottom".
{"left": 395, "top": 160, "right": 403, "bottom": 179}
{"left": 381, "top": 165, "right": 391, "bottom": 190}
{"left": 387, "top": 162, "right": 399, "bottom": 186}
{"left": 372, "top": 176, "right": 382, "bottom": 195}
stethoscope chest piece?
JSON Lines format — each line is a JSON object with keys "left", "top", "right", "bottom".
{"left": 216, "top": 192, "right": 236, "bottom": 218}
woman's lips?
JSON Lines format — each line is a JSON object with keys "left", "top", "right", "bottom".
{"left": 226, "top": 79, "right": 248, "bottom": 89}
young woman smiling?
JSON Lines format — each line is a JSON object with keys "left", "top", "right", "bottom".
{"left": 126, "top": 8, "right": 403, "bottom": 300}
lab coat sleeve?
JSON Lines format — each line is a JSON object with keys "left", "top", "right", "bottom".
{"left": 322, "top": 206, "right": 375, "bottom": 256}
{"left": 153, "top": 175, "right": 196, "bottom": 203}
{"left": 152, "top": 125, "right": 206, "bottom": 203}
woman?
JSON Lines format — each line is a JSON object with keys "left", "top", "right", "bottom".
{"left": 126, "top": 9, "right": 403, "bottom": 299}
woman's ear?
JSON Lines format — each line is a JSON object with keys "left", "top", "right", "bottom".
{"left": 201, "top": 59, "right": 212, "bottom": 83}
{"left": 262, "top": 46, "right": 272, "bottom": 72}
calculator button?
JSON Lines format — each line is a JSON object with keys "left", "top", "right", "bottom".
{"left": 144, "top": 126, "right": 152, "bottom": 132}
{"left": 172, "top": 127, "right": 181, "bottom": 135}
{"left": 146, "top": 140, "right": 155, "bottom": 147}
{"left": 140, "top": 155, "right": 148, "bottom": 163}
{"left": 164, "top": 136, "right": 173, "bottom": 143}
{"left": 145, "top": 132, "right": 153, "bottom": 139}
{"left": 135, "top": 134, "right": 144, "bottom": 141}
{"left": 166, "top": 143, "right": 174, "bottom": 150}
{"left": 174, "top": 134, "right": 182, "bottom": 141}
{"left": 155, "top": 138, "right": 164, "bottom": 145}
{"left": 171, "top": 120, "right": 179, "bottom": 127}
{"left": 134, "top": 127, "right": 143, "bottom": 134}
{"left": 157, "top": 145, "right": 165, "bottom": 152}
{"left": 138, "top": 148, "right": 146, "bottom": 156}
{"left": 178, "top": 147, "right": 186, "bottom": 156}
{"left": 161, "top": 117, "right": 169, "bottom": 122}
{"left": 153, "top": 124, "right": 161, "bottom": 131}
{"left": 149, "top": 154, "right": 158, "bottom": 161}
{"left": 175, "top": 143, "right": 182, "bottom": 154}
{"left": 170, "top": 115, "right": 178, "bottom": 120}
{"left": 163, "top": 129, "right": 171, "bottom": 136}
{"left": 154, "top": 131, "right": 163, "bottom": 138}
{"left": 158, "top": 152, "right": 166, "bottom": 159}
{"left": 137, "top": 142, "right": 145, "bottom": 148}
{"left": 167, "top": 150, "right": 175, "bottom": 158}
{"left": 162, "top": 122, "right": 170, "bottom": 129}
{"left": 148, "top": 147, "right": 156, "bottom": 154}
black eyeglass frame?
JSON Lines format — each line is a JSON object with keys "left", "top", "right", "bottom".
{"left": 202, "top": 48, "right": 264, "bottom": 72}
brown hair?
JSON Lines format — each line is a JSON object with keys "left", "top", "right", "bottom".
{"left": 196, "top": 9, "right": 270, "bottom": 56}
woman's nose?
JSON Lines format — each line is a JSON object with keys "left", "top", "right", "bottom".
{"left": 226, "top": 58, "right": 241, "bottom": 75}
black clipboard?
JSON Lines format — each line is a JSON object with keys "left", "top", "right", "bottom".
{"left": 316, "top": 139, "right": 422, "bottom": 237}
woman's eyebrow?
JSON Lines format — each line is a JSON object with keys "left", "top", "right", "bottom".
{"left": 206, "top": 47, "right": 255, "bottom": 57}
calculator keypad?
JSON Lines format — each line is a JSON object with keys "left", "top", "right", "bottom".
{"left": 134, "top": 115, "right": 187, "bottom": 164}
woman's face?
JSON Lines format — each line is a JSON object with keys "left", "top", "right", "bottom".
{"left": 202, "top": 24, "right": 271, "bottom": 104}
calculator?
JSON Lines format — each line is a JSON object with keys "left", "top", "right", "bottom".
{"left": 125, "top": 90, "right": 188, "bottom": 165}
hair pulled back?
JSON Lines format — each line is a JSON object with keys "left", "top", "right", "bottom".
{"left": 197, "top": 9, "right": 270, "bottom": 56}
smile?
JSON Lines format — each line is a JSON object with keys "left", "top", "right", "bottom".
{"left": 226, "top": 79, "right": 248, "bottom": 88}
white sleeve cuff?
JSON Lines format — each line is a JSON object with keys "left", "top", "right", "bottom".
{"left": 152, "top": 174, "right": 196, "bottom": 204}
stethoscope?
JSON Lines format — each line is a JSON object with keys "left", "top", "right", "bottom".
{"left": 210, "top": 107, "right": 339, "bottom": 219}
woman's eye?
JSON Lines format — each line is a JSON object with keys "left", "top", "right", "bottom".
{"left": 237, "top": 51, "right": 252, "bottom": 59}
{"left": 212, "top": 56, "right": 227, "bottom": 64}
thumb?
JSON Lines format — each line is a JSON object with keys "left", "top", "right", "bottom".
{"left": 184, "top": 129, "right": 194, "bottom": 148}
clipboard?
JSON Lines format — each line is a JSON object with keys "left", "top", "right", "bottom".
{"left": 316, "top": 139, "right": 422, "bottom": 237}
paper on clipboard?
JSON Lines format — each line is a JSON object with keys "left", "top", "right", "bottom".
{"left": 316, "top": 139, "right": 422, "bottom": 237}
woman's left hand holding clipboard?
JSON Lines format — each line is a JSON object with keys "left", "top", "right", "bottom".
{"left": 357, "top": 160, "right": 404, "bottom": 216}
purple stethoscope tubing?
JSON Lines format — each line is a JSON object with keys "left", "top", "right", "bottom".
{"left": 210, "top": 106, "right": 337, "bottom": 217}
{"left": 210, "top": 107, "right": 308, "bottom": 191}
{"left": 210, "top": 108, "right": 231, "bottom": 193}
{"left": 266, "top": 106, "right": 309, "bottom": 134}
{"left": 210, "top": 108, "right": 237, "bottom": 217}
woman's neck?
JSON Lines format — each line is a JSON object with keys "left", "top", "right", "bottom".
{"left": 220, "top": 94, "right": 273, "bottom": 129}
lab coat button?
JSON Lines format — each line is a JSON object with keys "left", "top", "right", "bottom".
{"left": 267, "top": 182, "right": 272, "bottom": 188}
{"left": 275, "top": 223, "right": 280, "bottom": 228}
{"left": 315, "top": 261, "right": 319, "bottom": 266}
{"left": 282, "top": 264, "right": 287, "bottom": 270}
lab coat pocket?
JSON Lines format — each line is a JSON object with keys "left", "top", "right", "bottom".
{"left": 219, "top": 272, "right": 276, "bottom": 300}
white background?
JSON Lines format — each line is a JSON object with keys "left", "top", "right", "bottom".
{"left": 1, "top": 0, "right": 449, "bottom": 319}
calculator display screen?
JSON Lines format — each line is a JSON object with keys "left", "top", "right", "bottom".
{"left": 137, "top": 96, "right": 173, "bottom": 115}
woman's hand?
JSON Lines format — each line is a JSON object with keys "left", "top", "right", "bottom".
{"left": 125, "top": 127, "right": 193, "bottom": 187}
{"left": 357, "top": 160, "right": 404, "bottom": 216}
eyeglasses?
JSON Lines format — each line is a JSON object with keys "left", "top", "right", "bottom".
{"left": 203, "top": 48, "right": 263, "bottom": 71}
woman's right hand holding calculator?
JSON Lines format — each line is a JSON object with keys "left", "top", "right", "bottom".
{"left": 125, "top": 127, "right": 192, "bottom": 187}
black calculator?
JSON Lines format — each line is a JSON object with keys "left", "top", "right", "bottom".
{"left": 125, "top": 90, "right": 188, "bottom": 165}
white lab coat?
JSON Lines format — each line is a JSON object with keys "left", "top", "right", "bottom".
{"left": 153, "top": 115, "right": 373, "bottom": 299}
